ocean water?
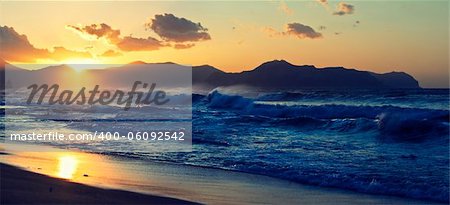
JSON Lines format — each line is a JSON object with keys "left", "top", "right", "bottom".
{"left": 1, "top": 88, "right": 449, "bottom": 202}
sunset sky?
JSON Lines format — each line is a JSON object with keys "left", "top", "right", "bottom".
{"left": 0, "top": 1, "right": 448, "bottom": 87}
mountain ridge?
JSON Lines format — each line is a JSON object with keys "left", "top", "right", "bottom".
{"left": 192, "top": 60, "right": 420, "bottom": 89}
{"left": 1, "top": 59, "right": 421, "bottom": 90}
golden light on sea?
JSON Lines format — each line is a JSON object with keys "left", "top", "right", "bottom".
{"left": 57, "top": 155, "right": 79, "bottom": 179}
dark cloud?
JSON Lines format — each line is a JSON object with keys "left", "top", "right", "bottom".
{"left": 283, "top": 23, "right": 323, "bottom": 39}
{"left": 68, "top": 23, "right": 165, "bottom": 51}
{"left": 333, "top": 3, "right": 355, "bottom": 16}
{"left": 265, "top": 23, "right": 322, "bottom": 40}
{"left": 100, "top": 49, "right": 123, "bottom": 57}
{"left": 145, "top": 13, "right": 211, "bottom": 43}
{"left": 0, "top": 26, "right": 92, "bottom": 62}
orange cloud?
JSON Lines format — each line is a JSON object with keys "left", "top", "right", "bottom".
{"left": 67, "top": 24, "right": 121, "bottom": 43}
{"left": 0, "top": 26, "right": 92, "bottom": 62}
{"left": 68, "top": 23, "right": 166, "bottom": 51}
{"left": 70, "top": 15, "right": 211, "bottom": 51}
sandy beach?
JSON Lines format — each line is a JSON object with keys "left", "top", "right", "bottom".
{"left": 0, "top": 142, "right": 444, "bottom": 205}
{"left": 1, "top": 163, "right": 198, "bottom": 204}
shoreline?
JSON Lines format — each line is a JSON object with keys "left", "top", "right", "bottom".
{"left": 1, "top": 143, "right": 445, "bottom": 205}
{"left": 0, "top": 163, "right": 199, "bottom": 205}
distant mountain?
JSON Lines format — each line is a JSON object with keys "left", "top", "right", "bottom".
{"left": 369, "top": 71, "right": 419, "bottom": 89}
{"left": 1, "top": 63, "right": 82, "bottom": 89}
{"left": 0, "top": 60, "right": 31, "bottom": 90}
{"left": 1, "top": 59, "right": 420, "bottom": 90}
{"left": 1, "top": 61, "right": 191, "bottom": 89}
{"left": 193, "top": 60, "right": 420, "bottom": 89}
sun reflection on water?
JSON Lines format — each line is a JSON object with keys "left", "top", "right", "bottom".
{"left": 57, "top": 155, "right": 79, "bottom": 179}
